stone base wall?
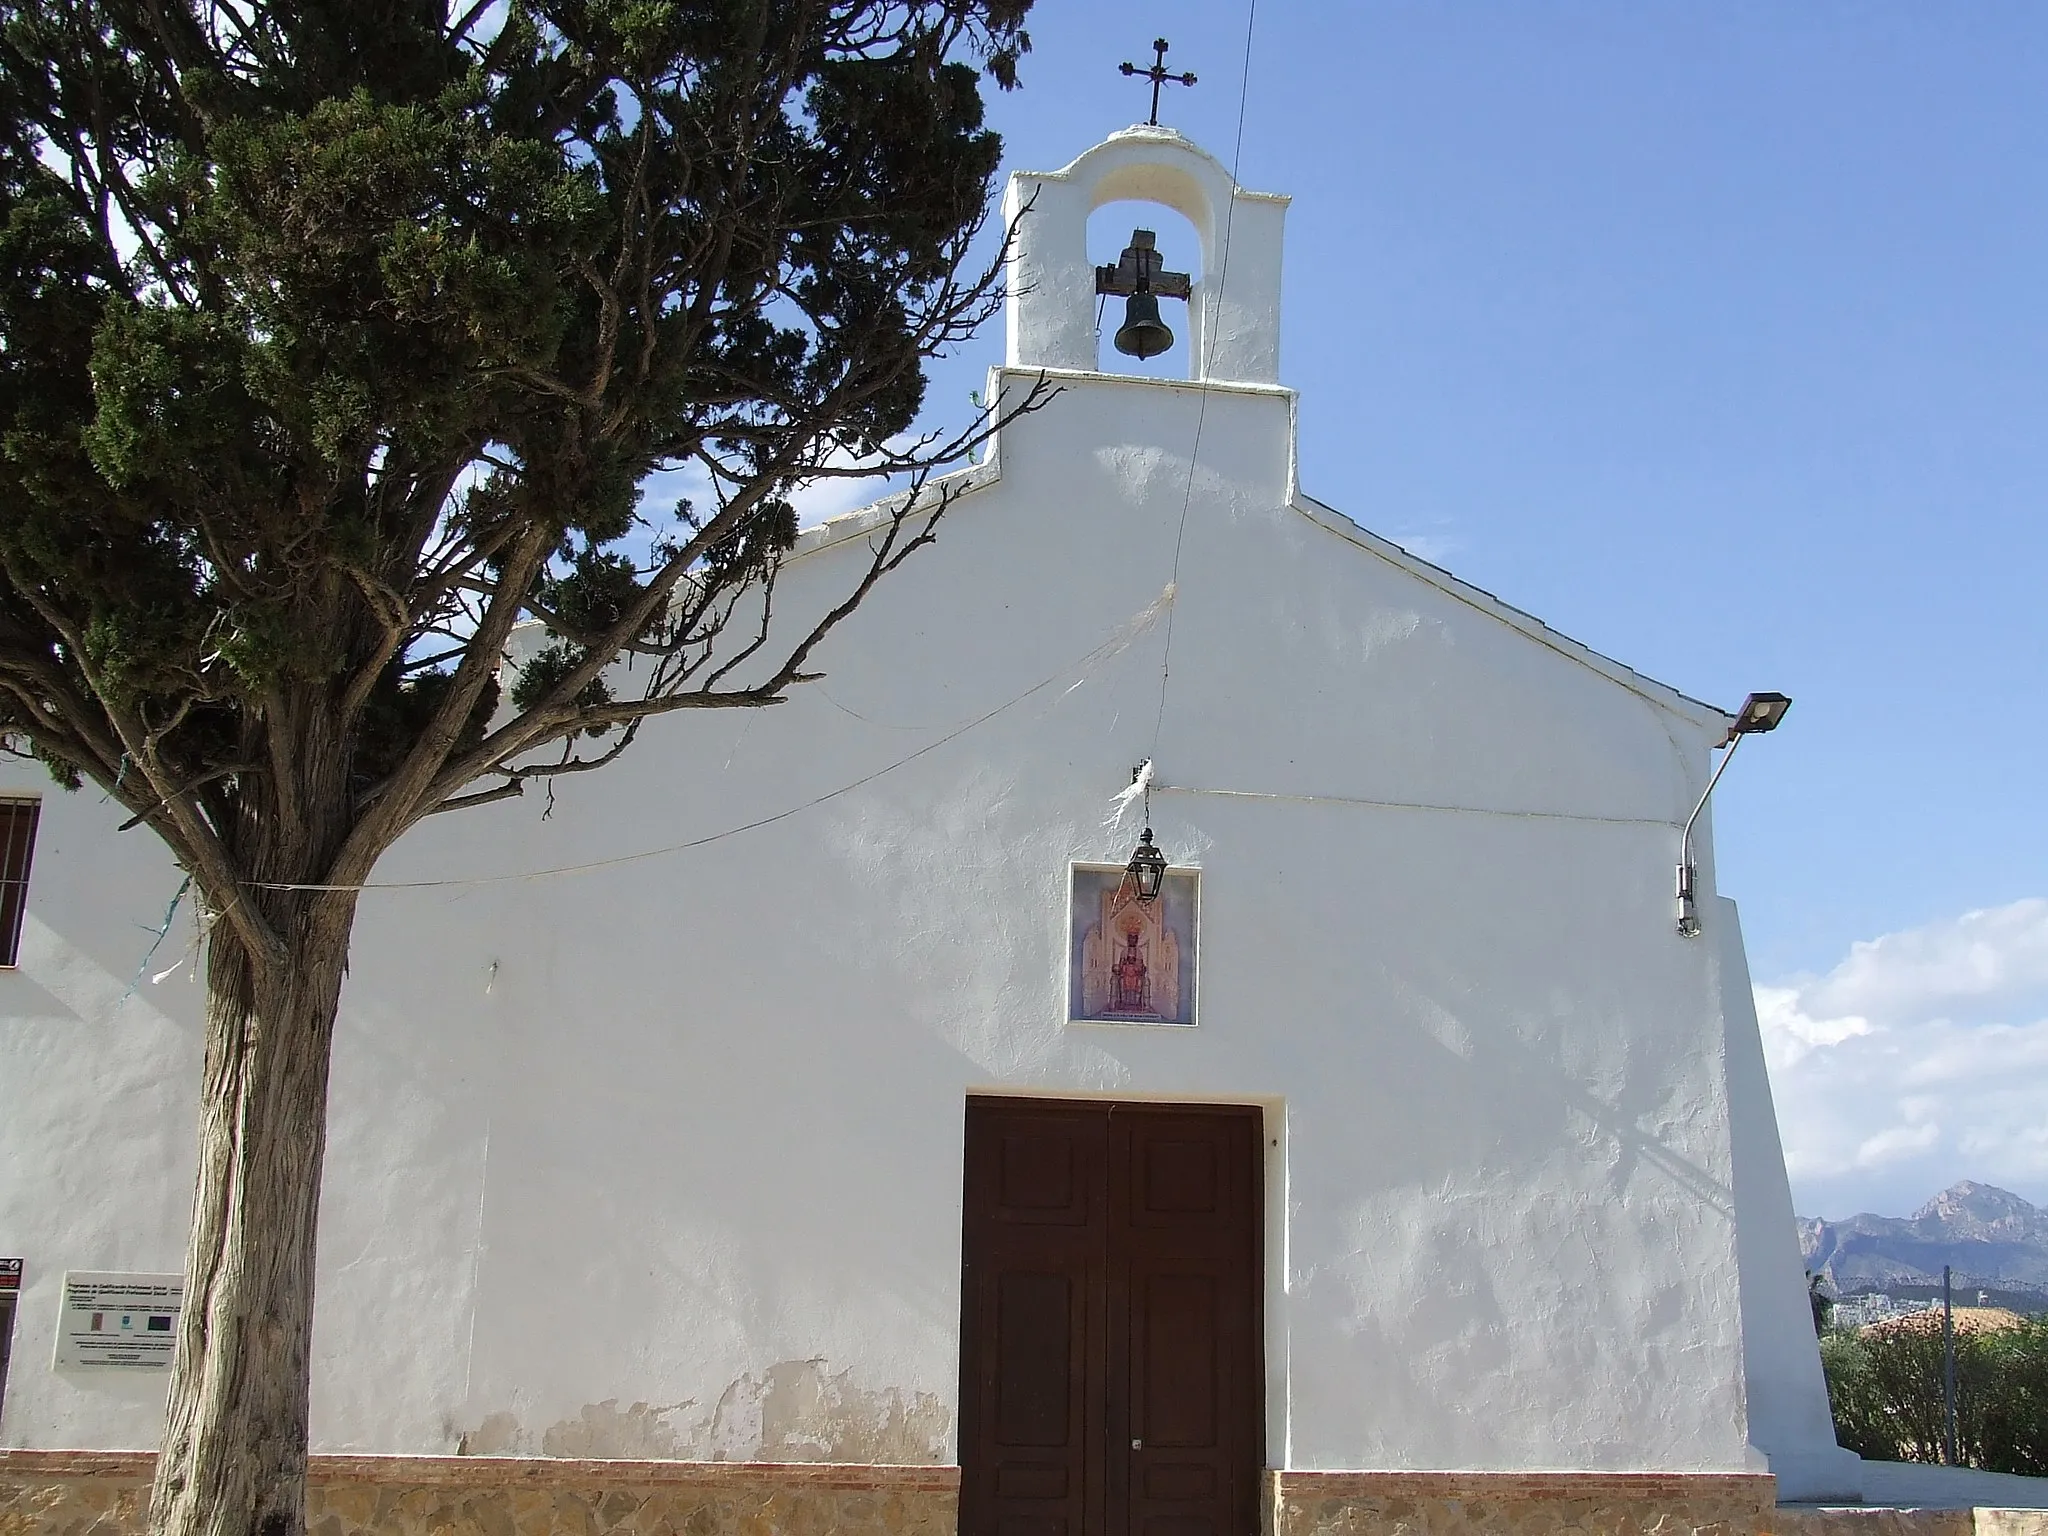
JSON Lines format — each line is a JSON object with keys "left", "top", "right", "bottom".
{"left": 11, "top": 1455, "right": 2041, "bottom": 1536}
{"left": 0, "top": 1452, "right": 958, "bottom": 1536}
{"left": 1270, "top": 1471, "right": 1778, "bottom": 1536}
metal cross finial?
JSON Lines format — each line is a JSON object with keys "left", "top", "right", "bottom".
{"left": 1120, "top": 38, "right": 1196, "bottom": 126}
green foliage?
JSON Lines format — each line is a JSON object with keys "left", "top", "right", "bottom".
{"left": 1984, "top": 1319, "right": 2048, "bottom": 1476}
{"left": 0, "top": 0, "right": 1032, "bottom": 891}
{"left": 1821, "top": 1317, "right": 2048, "bottom": 1474}
{"left": 1, "top": 9, "right": 1037, "bottom": 1524}
{"left": 1819, "top": 1331, "right": 1892, "bottom": 1462}
{"left": 508, "top": 641, "right": 611, "bottom": 728}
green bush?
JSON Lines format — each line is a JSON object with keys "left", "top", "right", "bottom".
{"left": 1819, "top": 1331, "right": 1896, "bottom": 1462}
{"left": 1979, "top": 1319, "right": 2048, "bottom": 1476}
{"left": 1820, "top": 1316, "right": 2048, "bottom": 1474}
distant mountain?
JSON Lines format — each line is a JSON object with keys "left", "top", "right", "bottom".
{"left": 1799, "top": 1182, "right": 2048, "bottom": 1297}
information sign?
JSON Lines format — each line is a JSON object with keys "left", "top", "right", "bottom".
{"left": 53, "top": 1272, "right": 183, "bottom": 1370}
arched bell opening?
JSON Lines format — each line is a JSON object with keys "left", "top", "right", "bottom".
{"left": 1002, "top": 127, "right": 1285, "bottom": 384}
{"left": 1086, "top": 201, "right": 1204, "bottom": 380}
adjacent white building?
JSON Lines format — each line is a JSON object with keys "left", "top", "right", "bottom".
{"left": 0, "top": 126, "right": 1858, "bottom": 1528}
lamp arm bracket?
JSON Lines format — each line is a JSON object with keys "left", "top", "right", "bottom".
{"left": 1680, "top": 729, "right": 1746, "bottom": 870}
{"left": 1675, "top": 731, "right": 1746, "bottom": 936}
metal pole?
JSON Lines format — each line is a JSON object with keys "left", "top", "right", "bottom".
{"left": 1676, "top": 730, "right": 1746, "bottom": 935}
{"left": 1943, "top": 1264, "right": 1957, "bottom": 1465}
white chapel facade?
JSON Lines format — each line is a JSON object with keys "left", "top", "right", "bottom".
{"left": 0, "top": 127, "right": 1857, "bottom": 1531}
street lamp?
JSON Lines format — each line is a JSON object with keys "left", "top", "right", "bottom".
{"left": 1677, "top": 692, "right": 1791, "bottom": 937}
{"left": 1727, "top": 691, "right": 1792, "bottom": 739}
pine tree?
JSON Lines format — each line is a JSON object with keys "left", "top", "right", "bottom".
{"left": 0, "top": 4, "right": 1035, "bottom": 1531}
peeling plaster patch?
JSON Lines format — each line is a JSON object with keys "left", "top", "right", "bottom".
{"left": 455, "top": 1410, "right": 524, "bottom": 1456}
{"left": 540, "top": 1398, "right": 695, "bottom": 1459}
{"left": 460, "top": 1363, "right": 950, "bottom": 1464}
{"left": 713, "top": 1360, "right": 951, "bottom": 1464}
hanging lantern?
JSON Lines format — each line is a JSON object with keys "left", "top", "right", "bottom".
{"left": 1126, "top": 827, "right": 1168, "bottom": 904}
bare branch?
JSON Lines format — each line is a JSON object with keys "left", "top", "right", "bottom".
{"left": 330, "top": 520, "right": 555, "bottom": 884}
{"left": 425, "top": 777, "right": 526, "bottom": 816}
{"left": 116, "top": 762, "right": 256, "bottom": 833}
{"left": 0, "top": 576, "right": 281, "bottom": 965}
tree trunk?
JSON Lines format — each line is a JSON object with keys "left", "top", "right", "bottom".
{"left": 147, "top": 888, "right": 359, "bottom": 1536}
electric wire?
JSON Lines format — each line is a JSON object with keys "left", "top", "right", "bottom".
{"left": 1149, "top": 0, "right": 1259, "bottom": 758}
{"left": 249, "top": 586, "right": 1178, "bottom": 893}
{"left": 1155, "top": 782, "right": 1682, "bottom": 829}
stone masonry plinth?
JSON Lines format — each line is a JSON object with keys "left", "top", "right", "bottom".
{"left": 1268, "top": 1471, "right": 1777, "bottom": 1536}
{"left": 0, "top": 1452, "right": 959, "bottom": 1536}
{"left": 19, "top": 1455, "right": 2034, "bottom": 1536}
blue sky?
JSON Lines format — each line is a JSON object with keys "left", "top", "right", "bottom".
{"left": 888, "top": 3, "right": 2048, "bottom": 1219}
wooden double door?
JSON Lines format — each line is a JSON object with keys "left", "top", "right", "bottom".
{"left": 959, "top": 1098, "right": 1264, "bottom": 1536}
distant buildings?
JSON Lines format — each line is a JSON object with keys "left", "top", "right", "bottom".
{"left": 1831, "top": 1293, "right": 1934, "bottom": 1330}
{"left": 1830, "top": 1293, "right": 2031, "bottom": 1333}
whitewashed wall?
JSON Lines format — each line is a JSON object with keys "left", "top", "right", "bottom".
{"left": 1719, "top": 899, "right": 1865, "bottom": 1498}
{"left": 0, "top": 129, "right": 1847, "bottom": 1493}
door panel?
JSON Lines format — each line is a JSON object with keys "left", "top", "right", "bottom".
{"left": 961, "top": 1099, "right": 1261, "bottom": 1536}
{"left": 1133, "top": 1137, "right": 1220, "bottom": 1221}
{"left": 1135, "top": 1270, "right": 1218, "bottom": 1445}
{"left": 996, "top": 1270, "right": 1079, "bottom": 1445}
{"left": 1114, "top": 1110, "right": 1260, "bottom": 1536}
{"left": 1000, "top": 1128, "right": 1089, "bottom": 1225}
{"left": 962, "top": 1102, "right": 1108, "bottom": 1536}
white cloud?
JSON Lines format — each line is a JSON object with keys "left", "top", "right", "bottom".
{"left": 786, "top": 471, "right": 903, "bottom": 527}
{"left": 637, "top": 451, "right": 918, "bottom": 543}
{"left": 1801, "top": 898, "right": 2048, "bottom": 1026}
{"left": 1758, "top": 897, "right": 2048, "bottom": 1218}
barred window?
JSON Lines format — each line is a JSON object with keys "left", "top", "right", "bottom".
{"left": 0, "top": 798, "right": 38, "bottom": 967}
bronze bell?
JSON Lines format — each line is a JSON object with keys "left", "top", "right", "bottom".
{"left": 1097, "top": 228, "right": 1191, "bottom": 363}
{"left": 1114, "top": 291, "right": 1175, "bottom": 360}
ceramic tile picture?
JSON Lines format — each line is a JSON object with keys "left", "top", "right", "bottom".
{"left": 1068, "top": 863, "right": 1198, "bottom": 1026}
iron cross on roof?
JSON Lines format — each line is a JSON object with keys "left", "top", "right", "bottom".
{"left": 1120, "top": 38, "right": 1196, "bottom": 126}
